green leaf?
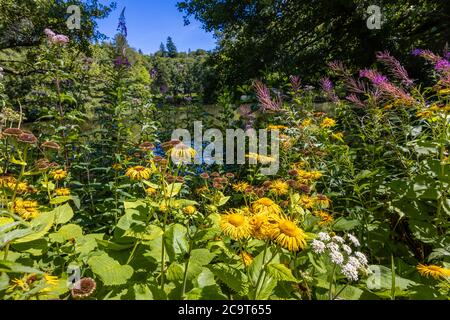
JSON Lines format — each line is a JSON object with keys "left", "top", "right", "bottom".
{"left": 49, "top": 224, "right": 83, "bottom": 243}
{"left": 165, "top": 183, "right": 183, "bottom": 198}
{"left": 53, "top": 204, "right": 74, "bottom": 224}
{"left": 87, "top": 252, "right": 134, "bottom": 286}
{"left": 12, "top": 239, "right": 48, "bottom": 256}
{"left": 124, "top": 225, "right": 163, "bottom": 241}
{"left": 407, "top": 175, "right": 440, "bottom": 200}
{"left": 0, "top": 273, "right": 9, "bottom": 291}
{"left": 75, "top": 234, "right": 103, "bottom": 256}
{"left": 332, "top": 217, "right": 360, "bottom": 231}
{"left": 97, "top": 239, "right": 135, "bottom": 251}
{"left": 217, "top": 196, "right": 230, "bottom": 207}
{"left": 164, "top": 224, "right": 188, "bottom": 261}
{"left": 14, "top": 211, "right": 55, "bottom": 244}
{"left": 1, "top": 227, "right": 34, "bottom": 247}
{"left": 409, "top": 220, "right": 438, "bottom": 244}
{"left": 265, "top": 263, "right": 297, "bottom": 282}
{"left": 0, "top": 260, "right": 44, "bottom": 274}
{"left": 50, "top": 196, "right": 72, "bottom": 206}
{"left": 366, "top": 265, "right": 417, "bottom": 292}
{"left": 210, "top": 263, "right": 249, "bottom": 295}
{"left": 166, "top": 262, "right": 184, "bottom": 281}
{"left": 186, "top": 249, "right": 215, "bottom": 280}
{"left": 185, "top": 285, "right": 228, "bottom": 300}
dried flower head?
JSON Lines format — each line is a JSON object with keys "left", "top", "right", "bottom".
{"left": 71, "top": 278, "right": 97, "bottom": 300}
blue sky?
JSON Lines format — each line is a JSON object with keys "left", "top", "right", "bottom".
{"left": 97, "top": 0, "right": 216, "bottom": 54}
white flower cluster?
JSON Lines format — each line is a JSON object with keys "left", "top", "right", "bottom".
{"left": 312, "top": 232, "right": 368, "bottom": 282}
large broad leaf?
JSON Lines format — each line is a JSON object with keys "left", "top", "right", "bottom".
{"left": 87, "top": 252, "right": 134, "bottom": 286}
{"left": 164, "top": 224, "right": 188, "bottom": 261}
{"left": 14, "top": 211, "right": 55, "bottom": 244}
{"left": 409, "top": 220, "right": 439, "bottom": 244}
{"left": 186, "top": 249, "right": 216, "bottom": 280}
{"left": 185, "top": 285, "right": 228, "bottom": 300}
{"left": 0, "top": 273, "right": 9, "bottom": 291}
{"left": 210, "top": 263, "right": 249, "bottom": 296}
{"left": 265, "top": 263, "right": 297, "bottom": 282}
{"left": 49, "top": 224, "right": 83, "bottom": 243}
{"left": 166, "top": 262, "right": 185, "bottom": 281}
{"left": 52, "top": 203, "right": 74, "bottom": 225}
{"left": 366, "top": 265, "right": 417, "bottom": 292}
{"left": 75, "top": 234, "right": 103, "bottom": 256}
{"left": 406, "top": 175, "right": 440, "bottom": 200}
{"left": 115, "top": 200, "right": 159, "bottom": 241}
{"left": 124, "top": 225, "right": 163, "bottom": 241}
{"left": 97, "top": 239, "right": 135, "bottom": 251}
{"left": 165, "top": 183, "right": 183, "bottom": 198}
{"left": 332, "top": 217, "right": 360, "bottom": 231}
{"left": 0, "top": 227, "right": 34, "bottom": 247}
{"left": 12, "top": 239, "right": 48, "bottom": 256}
{"left": 0, "top": 260, "right": 44, "bottom": 274}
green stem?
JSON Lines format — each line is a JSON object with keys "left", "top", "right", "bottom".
{"left": 126, "top": 240, "right": 140, "bottom": 265}
{"left": 253, "top": 241, "right": 269, "bottom": 299}
{"left": 329, "top": 264, "right": 337, "bottom": 300}
{"left": 3, "top": 243, "right": 10, "bottom": 260}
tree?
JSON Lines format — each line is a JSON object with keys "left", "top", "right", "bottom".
{"left": 166, "top": 36, "right": 178, "bottom": 58}
{"left": 0, "top": 0, "right": 114, "bottom": 53}
{"left": 177, "top": 0, "right": 450, "bottom": 87}
{"left": 158, "top": 42, "right": 167, "bottom": 57}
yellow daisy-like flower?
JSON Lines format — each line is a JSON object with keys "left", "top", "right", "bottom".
{"left": 50, "top": 169, "right": 68, "bottom": 181}
{"left": 55, "top": 188, "right": 71, "bottom": 196}
{"left": 233, "top": 182, "right": 250, "bottom": 193}
{"left": 41, "top": 274, "right": 59, "bottom": 293}
{"left": 10, "top": 278, "right": 28, "bottom": 291}
{"left": 269, "top": 180, "right": 289, "bottom": 196}
{"left": 249, "top": 213, "right": 276, "bottom": 240}
{"left": 314, "top": 210, "right": 334, "bottom": 226}
{"left": 220, "top": 211, "right": 252, "bottom": 240}
{"left": 246, "top": 153, "right": 277, "bottom": 165}
{"left": 13, "top": 200, "right": 40, "bottom": 220}
{"left": 252, "top": 198, "right": 282, "bottom": 216}
{"left": 416, "top": 110, "right": 434, "bottom": 119}
{"left": 280, "top": 134, "right": 293, "bottom": 150}
{"left": 16, "top": 182, "right": 30, "bottom": 194}
{"left": 145, "top": 187, "right": 157, "bottom": 196}
{"left": 321, "top": 117, "right": 336, "bottom": 129}
{"left": 259, "top": 155, "right": 277, "bottom": 164}
{"left": 268, "top": 125, "right": 288, "bottom": 131}
{"left": 271, "top": 217, "right": 307, "bottom": 252}
{"left": 297, "top": 170, "right": 323, "bottom": 184}
{"left": 417, "top": 264, "right": 450, "bottom": 280}
{"left": 125, "top": 166, "right": 152, "bottom": 181}
{"left": 438, "top": 88, "right": 450, "bottom": 95}
{"left": 170, "top": 143, "right": 196, "bottom": 163}
{"left": 112, "top": 163, "right": 123, "bottom": 171}
{"left": 240, "top": 252, "right": 254, "bottom": 267}
{"left": 183, "top": 205, "right": 197, "bottom": 216}
{"left": 314, "top": 194, "right": 331, "bottom": 209}
{"left": 195, "top": 186, "right": 209, "bottom": 194}
{"left": 159, "top": 204, "right": 169, "bottom": 213}
{"left": 0, "top": 176, "right": 16, "bottom": 188}
{"left": 301, "top": 119, "right": 313, "bottom": 127}
{"left": 299, "top": 195, "right": 315, "bottom": 209}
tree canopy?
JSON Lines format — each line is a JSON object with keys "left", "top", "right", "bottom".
{"left": 177, "top": 0, "right": 450, "bottom": 87}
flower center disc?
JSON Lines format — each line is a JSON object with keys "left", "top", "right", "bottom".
{"left": 228, "top": 214, "right": 244, "bottom": 227}
{"left": 279, "top": 221, "right": 298, "bottom": 237}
